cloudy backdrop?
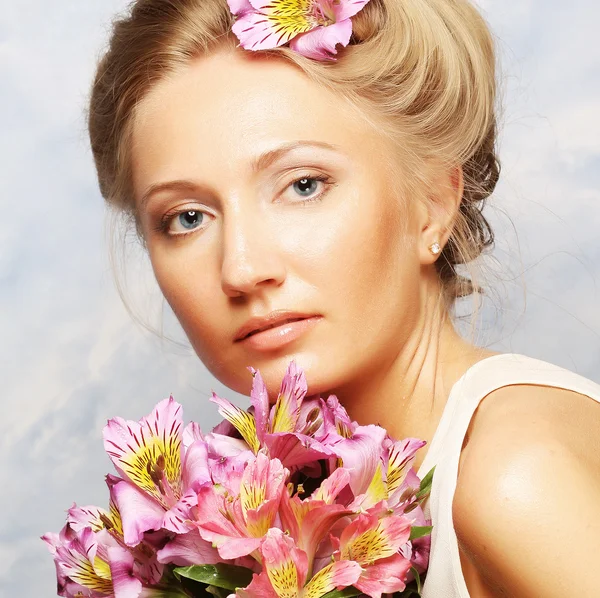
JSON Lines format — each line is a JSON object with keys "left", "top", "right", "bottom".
{"left": 1, "top": 0, "right": 599, "bottom": 595}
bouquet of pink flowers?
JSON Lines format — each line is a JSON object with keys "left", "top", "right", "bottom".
{"left": 43, "top": 362, "right": 434, "bottom": 598}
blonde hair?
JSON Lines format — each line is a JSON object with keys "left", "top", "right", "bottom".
{"left": 89, "top": 0, "right": 499, "bottom": 305}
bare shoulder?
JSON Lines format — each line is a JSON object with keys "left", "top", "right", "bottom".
{"left": 452, "top": 383, "right": 600, "bottom": 597}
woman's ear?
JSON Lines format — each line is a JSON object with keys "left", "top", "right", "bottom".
{"left": 417, "top": 164, "right": 464, "bottom": 264}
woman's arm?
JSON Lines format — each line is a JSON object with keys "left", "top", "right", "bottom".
{"left": 453, "top": 385, "right": 600, "bottom": 597}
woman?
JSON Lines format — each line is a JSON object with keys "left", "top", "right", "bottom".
{"left": 87, "top": 0, "right": 600, "bottom": 595}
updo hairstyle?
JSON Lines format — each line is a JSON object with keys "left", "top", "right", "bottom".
{"left": 88, "top": 0, "right": 500, "bottom": 304}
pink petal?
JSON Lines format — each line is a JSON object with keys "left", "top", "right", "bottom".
{"left": 183, "top": 421, "right": 204, "bottom": 448}
{"left": 249, "top": 368, "right": 270, "bottom": 442}
{"left": 240, "top": 453, "right": 287, "bottom": 537}
{"left": 206, "top": 432, "right": 252, "bottom": 457}
{"left": 67, "top": 504, "right": 107, "bottom": 533}
{"left": 311, "top": 468, "right": 351, "bottom": 503}
{"left": 264, "top": 432, "right": 335, "bottom": 468}
{"left": 385, "top": 438, "right": 427, "bottom": 494}
{"left": 333, "top": 0, "right": 373, "bottom": 22}
{"left": 332, "top": 425, "right": 387, "bottom": 496}
{"left": 236, "top": 571, "right": 279, "bottom": 598}
{"left": 108, "top": 546, "right": 144, "bottom": 598}
{"left": 227, "top": 0, "right": 254, "bottom": 16}
{"left": 163, "top": 490, "right": 197, "bottom": 534}
{"left": 217, "top": 536, "right": 264, "bottom": 561}
{"left": 210, "top": 393, "right": 260, "bottom": 453}
{"left": 41, "top": 532, "right": 61, "bottom": 554}
{"left": 102, "top": 397, "right": 184, "bottom": 503}
{"left": 53, "top": 528, "right": 113, "bottom": 596}
{"left": 339, "top": 513, "right": 412, "bottom": 564}
{"left": 304, "top": 560, "right": 362, "bottom": 597}
{"left": 195, "top": 486, "right": 241, "bottom": 542}
{"left": 354, "top": 553, "right": 411, "bottom": 598}
{"left": 279, "top": 493, "right": 350, "bottom": 570}
{"left": 195, "top": 486, "right": 260, "bottom": 560}
{"left": 289, "top": 20, "right": 352, "bottom": 61}
{"left": 269, "top": 361, "right": 306, "bottom": 433}
{"left": 261, "top": 528, "right": 309, "bottom": 591}
{"left": 156, "top": 529, "right": 221, "bottom": 566}
{"left": 182, "top": 440, "right": 211, "bottom": 492}
{"left": 208, "top": 452, "right": 252, "bottom": 490}
{"left": 324, "top": 395, "right": 356, "bottom": 439}
{"left": 232, "top": 10, "right": 311, "bottom": 51}
{"left": 296, "top": 397, "right": 328, "bottom": 439}
{"left": 111, "top": 480, "right": 165, "bottom": 546}
{"left": 389, "top": 467, "right": 422, "bottom": 510}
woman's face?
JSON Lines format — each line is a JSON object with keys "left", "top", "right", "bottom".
{"left": 131, "top": 50, "right": 431, "bottom": 397}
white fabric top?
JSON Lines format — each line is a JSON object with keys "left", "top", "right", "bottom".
{"left": 416, "top": 353, "right": 600, "bottom": 597}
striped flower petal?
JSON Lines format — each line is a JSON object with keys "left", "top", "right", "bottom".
{"left": 269, "top": 361, "right": 306, "bottom": 433}
{"left": 67, "top": 503, "right": 122, "bottom": 537}
{"left": 333, "top": 425, "right": 387, "bottom": 497}
{"left": 228, "top": 0, "right": 372, "bottom": 59}
{"left": 48, "top": 527, "right": 154, "bottom": 598}
{"left": 110, "top": 479, "right": 165, "bottom": 546}
{"left": 248, "top": 367, "right": 270, "bottom": 444}
{"left": 232, "top": 0, "right": 316, "bottom": 51}
{"left": 211, "top": 393, "right": 260, "bottom": 454}
{"left": 261, "top": 528, "right": 308, "bottom": 596}
{"left": 103, "top": 397, "right": 183, "bottom": 509}
{"left": 339, "top": 512, "right": 411, "bottom": 564}
{"left": 303, "top": 560, "right": 361, "bottom": 598}
{"left": 386, "top": 438, "right": 427, "bottom": 495}
{"left": 240, "top": 453, "right": 287, "bottom": 538}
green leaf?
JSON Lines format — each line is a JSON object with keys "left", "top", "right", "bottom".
{"left": 409, "top": 525, "right": 433, "bottom": 541}
{"left": 394, "top": 574, "right": 422, "bottom": 598}
{"left": 206, "top": 586, "right": 230, "bottom": 598}
{"left": 414, "top": 466, "right": 435, "bottom": 501}
{"left": 411, "top": 567, "right": 422, "bottom": 594}
{"left": 321, "top": 586, "right": 363, "bottom": 598}
{"left": 173, "top": 564, "right": 254, "bottom": 591}
{"left": 395, "top": 588, "right": 421, "bottom": 598}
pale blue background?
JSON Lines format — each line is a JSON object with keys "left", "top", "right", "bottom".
{"left": 1, "top": 1, "right": 599, "bottom": 596}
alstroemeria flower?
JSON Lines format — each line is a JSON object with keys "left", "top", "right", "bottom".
{"left": 67, "top": 501, "right": 164, "bottom": 587}
{"left": 238, "top": 528, "right": 361, "bottom": 598}
{"left": 227, "top": 0, "right": 372, "bottom": 61}
{"left": 333, "top": 512, "right": 413, "bottom": 598}
{"left": 42, "top": 525, "right": 145, "bottom": 598}
{"left": 279, "top": 467, "right": 352, "bottom": 573}
{"left": 211, "top": 362, "right": 336, "bottom": 468}
{"left": 195, "top": 452, "right": 288, "bottom": 560}
{"left": 103, "top": 397, "right": 213, "bottom": 545}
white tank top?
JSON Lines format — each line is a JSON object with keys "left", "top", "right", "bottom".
{"left": 416, "top": 352, "right": 600, "bottom": 597}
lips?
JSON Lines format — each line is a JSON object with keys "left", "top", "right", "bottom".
{"left": 234, "top": 311, "right": 317, "bottom": 342}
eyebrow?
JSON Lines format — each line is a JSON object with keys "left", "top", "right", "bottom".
{"left": 251, "top": 140, "right": 342, "bottom": 172}
{"left": 140, "top": 140, "right": 342, "bottom": 208}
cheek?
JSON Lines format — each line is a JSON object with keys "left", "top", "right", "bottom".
{"left": 301, "top": 186, "right": 418, "bottom": 308}
{"left": 148, "top": 244, "right": 225, "bottom": 353}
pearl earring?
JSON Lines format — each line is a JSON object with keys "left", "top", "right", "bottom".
{"left": 429, "top": 242, "right": 441, "bottom": 255}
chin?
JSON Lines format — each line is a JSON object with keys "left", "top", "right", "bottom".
{"left": 232, "top": 349, "right": 347, "bottom": 400}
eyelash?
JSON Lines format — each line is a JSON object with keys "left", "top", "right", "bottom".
{"left": 154, "top": 173, "right": 334, "bottom": 238}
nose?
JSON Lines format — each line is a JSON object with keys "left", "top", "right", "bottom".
{"left": 220, "top": 206, "right": 287, "bottom": 298}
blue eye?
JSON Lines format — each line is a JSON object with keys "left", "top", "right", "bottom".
{"left": 177, "top": 210, "right": 203, "bottom": 230}
{"left": 292, "top": 178, "right": 319, "bottom": 197}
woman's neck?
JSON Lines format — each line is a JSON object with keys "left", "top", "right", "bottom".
{"left": 328, "top": 290, "right": 497, "bottom": 471}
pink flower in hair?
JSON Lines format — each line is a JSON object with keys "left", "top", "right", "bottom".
{"left": 227, "top": 0, "right": 372, "bottom": 61}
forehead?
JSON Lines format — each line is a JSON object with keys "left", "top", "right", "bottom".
{"left": 130, "top": 50, "right": 391, "bottom": 191}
